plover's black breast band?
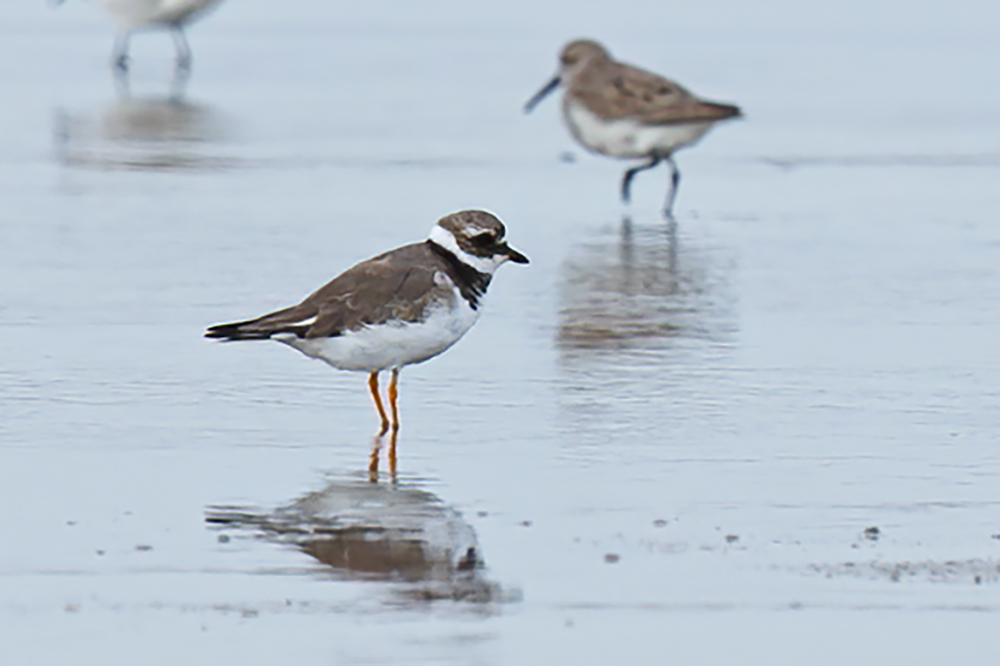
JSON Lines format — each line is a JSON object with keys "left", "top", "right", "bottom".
{"left": 426, "top": 240, "right": 492, "bottom": 310}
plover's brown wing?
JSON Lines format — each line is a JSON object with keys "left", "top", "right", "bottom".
{"left": 575, "top": 61, "right": 741, "bottom": 125}
{"left": 303, "top": 243, "right": 444, "bottom": 339}
{"left": 206, "top": 243, "right": 443, "bottom": 342}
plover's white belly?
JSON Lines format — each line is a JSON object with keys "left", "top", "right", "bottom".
{"left": 98, "top": 0, "right": 222, "bottom": 29}
{"left": 276, "top": 293, "right": 481, "bottom": 373}
{"left": 565, "top": 101, "right": 714, "bottom": 159}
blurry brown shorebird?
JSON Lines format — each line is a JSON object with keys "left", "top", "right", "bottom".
{"left": 205, "top": 210, "right": 528, "bottom": 468}
{"left": 525, "top": 39, "right": 741, "bottom": 218}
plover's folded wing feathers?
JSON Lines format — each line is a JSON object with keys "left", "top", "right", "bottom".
{"left": 304, "top": 246, "right": 442, "bottom": 339}
{"left": 206, "top": 243, "right": 444, "bottom": 342}
{"left": 578, "top": 62, "right": 741, "bottom": 125}
{"left": 204, "top": 304, "right": 320, "bottom": 340}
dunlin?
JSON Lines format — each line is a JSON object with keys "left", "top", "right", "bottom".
{"left": 525, "top": 39, "right": 741, "bottom": 217}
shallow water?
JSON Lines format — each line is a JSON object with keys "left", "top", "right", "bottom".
{"left": 3, "top": 0, "right": 1000, "bottom": 664}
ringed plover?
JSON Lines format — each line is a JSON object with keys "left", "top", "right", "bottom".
{"left": 206, "top": 210, "right": 529, "bottom": 441}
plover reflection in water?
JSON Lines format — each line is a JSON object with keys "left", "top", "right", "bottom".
{"left": 525, "top": 39, "right": 741, "bottom": 218}
{"left": 206, "top": 210, "right": 529, "bottom": 465}
{"left": 205, "top": 476, "right": 514, "bottom": 604}
{"left": 52, "top": 0, "right": 225, "bottom": 74}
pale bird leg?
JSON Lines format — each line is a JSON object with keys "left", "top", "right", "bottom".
{"left": 368, "top": 371, "right": 390, "bottom": 437}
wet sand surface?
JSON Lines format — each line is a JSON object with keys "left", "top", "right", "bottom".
{"left": 3, "top": 1, "right": 1000, "bottom": 663}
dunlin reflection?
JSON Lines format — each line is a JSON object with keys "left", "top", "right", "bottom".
{"left": 558, "top": 217, "right": 734, "bottom": 354}
{"left": 53, "top": 91, "right": 234, "bottom": 171}
{"left": 555, "top": 217, "right": 736, "bottom": 463}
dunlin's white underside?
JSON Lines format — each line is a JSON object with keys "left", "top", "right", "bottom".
{"left": 564, "top": 101, "right": 714, "bottom": 160}
{"left": 274, "top": 276, "right": 481, "bottom": 373}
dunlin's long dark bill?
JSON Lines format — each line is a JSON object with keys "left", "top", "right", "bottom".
{"left": 523, "top": 75, "right": 561, "bottom": 113}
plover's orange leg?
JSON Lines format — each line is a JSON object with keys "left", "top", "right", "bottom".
{"left": 388, "top": 367, "right": 401, "bottom": 433}
{"left": 368, "top": 371, "right": 390, "bottom": 437}
{"left": 387, "top": 368, "right": 400, "bottom": 479}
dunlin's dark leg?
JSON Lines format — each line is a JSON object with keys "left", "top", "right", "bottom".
{"left": 663, "top": 156, "right": 681, "bottom": 219}
{"left": 111, "top": 32, "right": 131, "bottom": 73}
{"left": 368, "top": 371, "right": 390, "bottom": 437}
{"left": 620, "top": 155, "right": 661, "bottom": 204}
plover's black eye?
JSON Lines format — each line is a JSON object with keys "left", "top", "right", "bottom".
{"left": 470, "top": 233, "right": 495, "bottom": 247}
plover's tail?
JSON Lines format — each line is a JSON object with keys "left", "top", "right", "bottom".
{"left": 205, "top": 306, "right": 317, "bottom": 341}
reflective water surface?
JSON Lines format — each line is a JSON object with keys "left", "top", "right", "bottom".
{"left": 55, "top": 76, "right": 237, "bottom": 171}
{"left": 3, "top": 0, "right": 1000, "bottom": 664}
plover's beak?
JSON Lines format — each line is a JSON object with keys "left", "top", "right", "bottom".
{"left": 500, "top": 242, "right": 529, "bottom": 264}
{"left": 523, "top": 75, "right": 561, "bottom": 114}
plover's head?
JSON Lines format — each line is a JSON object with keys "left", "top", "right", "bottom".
{"left": 429, "top": 210, "right": 529, "bottom": 275}
{"left": 524, "top": 38, "right": 611, "bottom": 113}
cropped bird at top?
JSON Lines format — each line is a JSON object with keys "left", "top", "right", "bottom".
{"left": 52, "top": 0, "right": 225, "bottom": 73}
{"left": 525, "top": 39, "right": 741, "bottom": 218}
{"left": 205, "top": 210, "right": 529, "bottom": 442}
